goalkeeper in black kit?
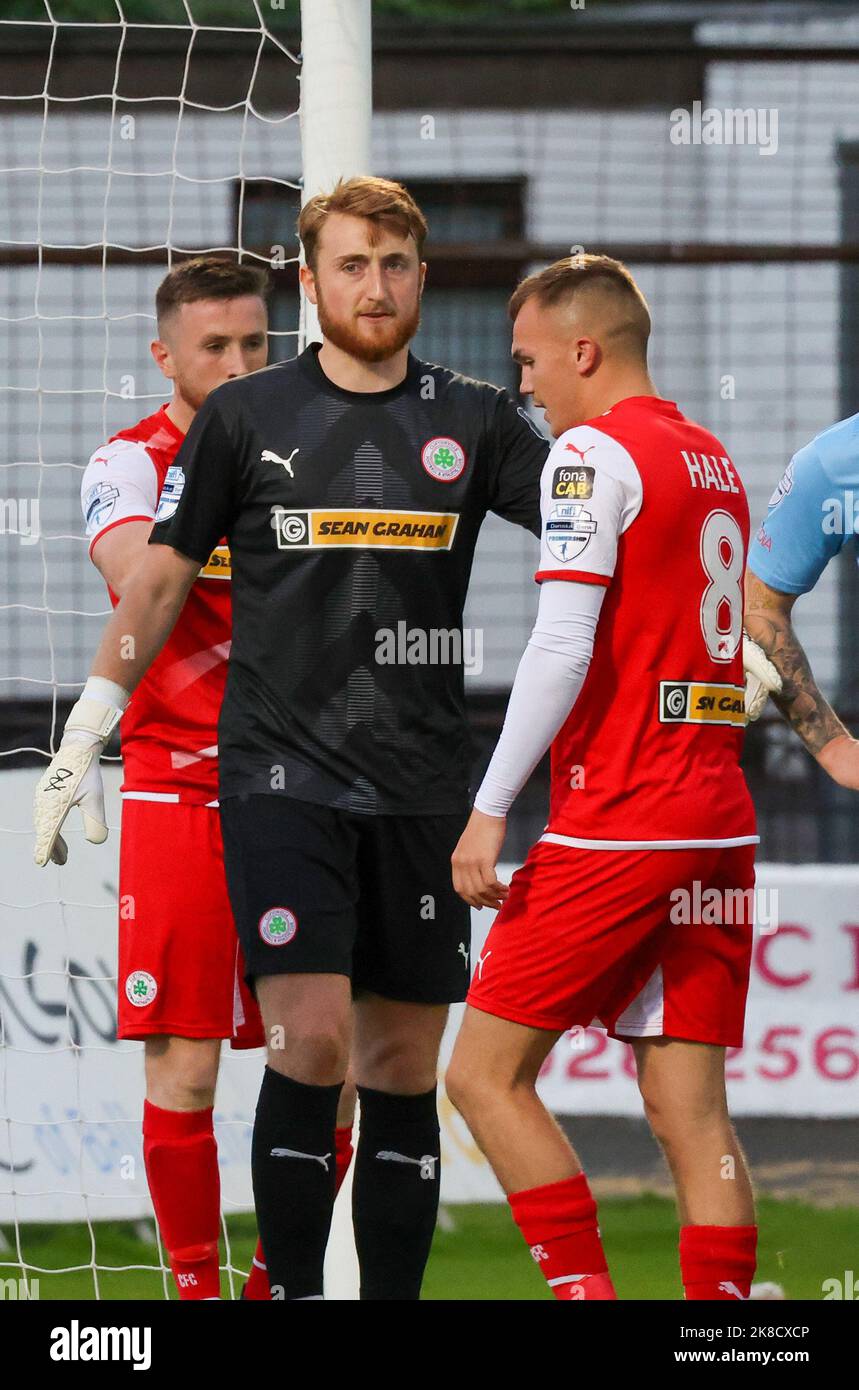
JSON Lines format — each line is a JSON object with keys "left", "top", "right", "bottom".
{"left": 34, "top": 176, "right": 549, "bottom": 1300}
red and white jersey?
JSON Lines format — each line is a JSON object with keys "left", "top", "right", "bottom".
{"left": 536, "top": 395, "right": 757, "bottom": 847}
{"left": 81, "top": 405, "right": 231, "bottom": 804}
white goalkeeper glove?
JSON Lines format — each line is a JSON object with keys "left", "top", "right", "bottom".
{"left": 743, "top": 630, "right": 783, "bottom": 722}
{"left": 34, "top": 677, "right": 129, "bottom": 867}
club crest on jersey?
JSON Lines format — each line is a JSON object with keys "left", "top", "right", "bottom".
{"left": 259, "top": 907, "right": 298, "bottom": 946}
{"left": 421, "top": 437, "right": 466, "bottom": 483}
{"left": 83, "top": 481, "right": 120, "bottom": 530}
{"left": 545, "top": 501, "right": 597, "bottom": 562}
{"left": 125, "top": 970, "right": 157, "bottom": 1007}
{"left": 154, "top": 464, "right": 185, "bottom": 522}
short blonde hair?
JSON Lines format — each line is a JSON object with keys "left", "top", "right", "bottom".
{"left": 509, "top": 254, "right": 651, "bottom": 358}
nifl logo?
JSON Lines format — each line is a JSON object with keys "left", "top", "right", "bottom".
{"left": 154, "top": 464, "right": 185, "bottom": 522}
{"left": 83, "top": 482, "right": 120, "bottom": 530}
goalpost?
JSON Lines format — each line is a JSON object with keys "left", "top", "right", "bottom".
{"left": 299, "top": 0, "right": 372, "bottom": 1301}
{"left": 0, "top": 0, "right": 370, "bottom": 1300}
{"left": 299, "top": 0, "right": 372, "bottom": 347}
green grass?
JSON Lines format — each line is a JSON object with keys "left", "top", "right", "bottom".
{"left": 425, "top": 1196, "right": 859, "bottom": 1300}
{"left": 2, "top": 1197, "right": 857, "bottom": 1300}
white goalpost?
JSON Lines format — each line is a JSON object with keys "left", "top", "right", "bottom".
{"left": 299, "top": 0, "right": 373, "bottom": 1301}
{"left": 299, "top": 0, "right": 372, "bottom": 348}
{"left": 0, "top": 0, "right": 371, "bottom": 1300}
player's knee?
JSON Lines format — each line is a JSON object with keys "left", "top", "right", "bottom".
{"left": 267, "top": 1021, "right": 349, "bottom": 1085}
{"left": 444, "top": 1052, "right": 485, "bottom": 1121}
{"left": 641, "top": 1086, "right": 727, "bottom": 1148}
{"left": 640, "top": 1092, "right": 673, "bottom": 1147}
{"left": 355, "top": 1033, "right": 438, "bottom": 1094}
{"left": 145, "top": 1041, "right": 219, "bottom": 1111}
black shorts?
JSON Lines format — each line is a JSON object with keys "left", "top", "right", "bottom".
{"left": 219, "top": 793, "right": 472, "bottom": 1005}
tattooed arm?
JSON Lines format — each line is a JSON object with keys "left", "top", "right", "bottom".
{"left": 744, "top": 569, "right": 859, "bottom": 789}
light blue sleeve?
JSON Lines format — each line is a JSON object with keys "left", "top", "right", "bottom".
{"left": 748, "top": 436, "right": 855, "bottom": 595}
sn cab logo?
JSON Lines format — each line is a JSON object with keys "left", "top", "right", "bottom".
{"left": 695, "top": 692, "right": 744, "bottom": 716}
{"left": 659, "top": 681, "right": 746, "bottom": 727}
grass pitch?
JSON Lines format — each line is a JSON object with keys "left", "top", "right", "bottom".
{"left": 3, "top": 1195, "right": 855, "bottom": 1300}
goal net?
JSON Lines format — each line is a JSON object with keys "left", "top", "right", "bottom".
{"left": 0, "top": 0, "right": 370, "bottom": 1299}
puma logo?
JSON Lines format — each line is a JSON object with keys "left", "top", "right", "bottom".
{"left": 270, "top": 1146, "right": 330, "bottom": 1171}
{"left": 261, "top": 447, "right": 299, "bottom": 478}
{"left": 376, "top": 1150, "right": 438, "bottom": 1180}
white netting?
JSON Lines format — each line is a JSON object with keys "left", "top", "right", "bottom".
{"left": 0, "top": 0, "right": 301, "bottom": 1298}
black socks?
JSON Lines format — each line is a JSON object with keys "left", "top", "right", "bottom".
{"left": 252, "top": 1066, "right": 342, "bottom": 1300}
{"left": 352, "top": 1085, "right": 441, "bottom": 1300}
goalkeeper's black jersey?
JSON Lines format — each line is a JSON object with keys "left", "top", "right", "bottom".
{"left": 149, "top": 345, "right": 549, "bottom": 814}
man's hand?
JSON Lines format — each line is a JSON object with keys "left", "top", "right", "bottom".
{"left": 452, "top": 808, "right": 510, "bottom": 910}
{"left": 816, "top": 734, "right": 859, "bottom": 791}
{"left": 34, "top": 682, "right": 127, "bottom": 866}
{"left": 743, "top": 629, "right": 783, "bottom": 721}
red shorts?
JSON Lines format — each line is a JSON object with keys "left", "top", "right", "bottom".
{"left": 466, "top": 841, "right": 756, "bottom": 1047}
{"left": 117, "top": 798, "right": 264, "bottom": 1048}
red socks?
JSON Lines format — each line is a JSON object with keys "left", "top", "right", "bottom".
{"left": 142, "top": 1101, "right": 221, "bottom": 1300}
{"left": 243, "top": 1239, "right": 271, "bottom": 1301}
{"left": 334, "top": 1121, "right": 355, "bottom": 1193}
{"left": 142, "top": 1108, "right": 357, "bottom": 1301}
{"left": 509, "top": 1172, "right": 616, "bottom": 1301}
{"left": 243, "top": 1123, "right": 355, "bottom": 1300}
{"left": 680, "top": 1224, "right": 758, "bottom": 1300}
{"left": 508, "top": 1173, "right": 757, "bottom": 1302}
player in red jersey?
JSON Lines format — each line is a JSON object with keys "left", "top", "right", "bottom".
{"left": 79, "top": 259, "right": 354, "bottom": 1299}
{"left": 447, "top": 256, "right": 759, "bottom": 1302}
